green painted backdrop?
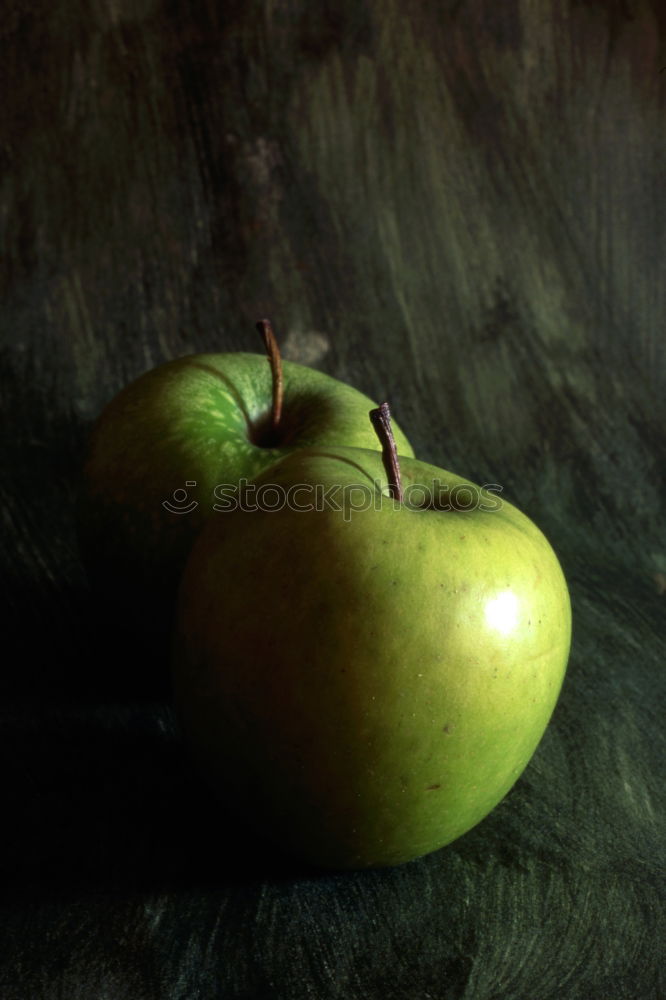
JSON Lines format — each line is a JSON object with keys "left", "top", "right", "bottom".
{"left": 1, "top": 2, "right": 664, "bottom": 998}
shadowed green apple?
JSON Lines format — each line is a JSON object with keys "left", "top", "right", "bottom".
{"left": 172, "top": 405, "right": 571, "bottom": 870}
{"left": 77, "top": 322, "right": 413, "bottom": 630}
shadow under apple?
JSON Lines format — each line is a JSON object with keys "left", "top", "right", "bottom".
{"left": 0, "top": 705, "right": 321, "bottom": 902}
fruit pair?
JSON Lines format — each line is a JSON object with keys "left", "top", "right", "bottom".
{"left": 79, "top": 320, "right": 571, "bottom": 869}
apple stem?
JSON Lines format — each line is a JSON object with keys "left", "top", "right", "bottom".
{"left": 256, "top": 319, "right": 284, "bottom": 431}
{"left": 370, "top": 402, "right": 404, "bottom": 502}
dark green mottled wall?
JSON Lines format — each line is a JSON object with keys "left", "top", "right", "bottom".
{"left": 0, "top": 5, "right": 664, "bottom": 996}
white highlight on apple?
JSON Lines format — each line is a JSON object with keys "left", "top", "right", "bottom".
{"left": 484, "top": 591, "right": 520, "bottom": 636}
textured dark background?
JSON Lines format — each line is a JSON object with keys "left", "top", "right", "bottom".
{"left": 1, "top": 1, "right": 665, "bottom": 998}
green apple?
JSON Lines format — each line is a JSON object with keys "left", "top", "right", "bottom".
{"left": 78, "top": 323, "right": 414, "bottom": 627}
{"left": 172, "top": 407, "right": 571, "bottom": 869}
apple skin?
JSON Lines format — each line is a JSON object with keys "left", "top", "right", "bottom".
{"left": 172, "top": 447, "right": 571, "bottom": 870}
{"left": 77, "top": 352, "right": 414, "bottom": 627}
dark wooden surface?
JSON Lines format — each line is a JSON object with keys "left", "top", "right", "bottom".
{"left": 1, "top": 2, "right": 665, "bottom": 997}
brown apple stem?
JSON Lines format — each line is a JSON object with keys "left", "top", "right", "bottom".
{"left": 370, "top": 402, "right": 404, "bottom": 502}
{"left": 256, "top": 318, "right": 284, "bottom": 430}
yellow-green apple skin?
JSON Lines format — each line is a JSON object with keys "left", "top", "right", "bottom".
{"left": 77, "top": 353, "right": 413, "bottom": 621}
{"left": 172, "top": 447, "right": 571, "bottom": 870}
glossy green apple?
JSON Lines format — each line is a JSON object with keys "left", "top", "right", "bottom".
{"left": 172, "top": 426, "right": 571, "bottom": 870}
{"left": 78, "top": 330, "right": 413, "bottom": 626}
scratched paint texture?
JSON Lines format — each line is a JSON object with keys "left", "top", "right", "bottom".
{"left": 0, "top": 2, "right": 664, "bottom": 998}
